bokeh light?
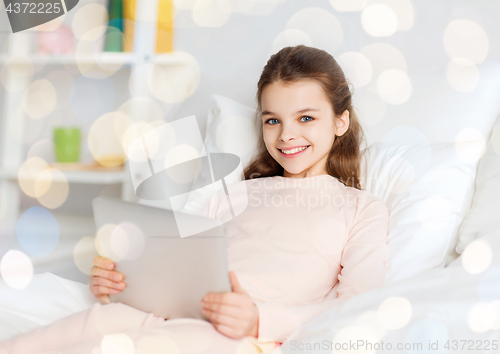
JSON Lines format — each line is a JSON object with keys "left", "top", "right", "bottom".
{"left": 354, "top": 310, "right": 388, "bottom": 342}
{"left": 17, "top": 206, "right": 60, "bottom": 257}
{"left": 372, "top": 0, "right": 414, "bottom": 31}
{"left": 35, "top": 168, "right": 69, "bottom": 209}
{"left": 0, "top": 250, "right": 33, "bottom": 290}
{"left": 490, "top": 300, "right": 500, "bottom": 330}
{"left": 27, "top": 139, "right": 55, "bottom": 162}
{"left": 454, "top": 128, "right": 486, "bottom": 163}
{"left": 22, "top": 79, "right": 57, "bottom": 120}
{"left": 0, "top": 56, "right": 35, "bottom": 93}
{"left": 136, "top": 333, "right": 180, "bottom": 354}
{"left": 149, "top": 53, "right": 201, "bottom": 104}
{"left": 128, "top": 63, "right": 151, "bottom": 98}
{"left": 74, "top": 26, "right": 128, "bottom": 79}
{"left": 332, "top": 324, "right": 379, "bottom": 351}
{"left": 18, "top": 157, "right": 50, "bottom": 198}
{"left": 377, "top": 296, "right": 412, "bottom": 330}
{"left": 159, "top": 319, "right": 216, "bottom": 353}
{"left": 285, "top": 8, "right": 343, "bottom": 53}
{"left": 123, "top": 121, "right": 171, "bottom": 164}
{"left": 110, "top": 222, "right": 146, "bottom": 261}
{"left": 443, "top": 20, "right": 489, "bottom": 64}
{"left": 164, "top": 144, "right": 200, "bottom": 183}
{"left": 467, "top": 302, "right": 496, "bottom": 333}
{"left": 140, "top": 121, "right": 176, "bottom": 161}
{"left": 95, "top": 223, "right": 120, "bottom": 262}
{"left": 360, "top": 43, "right": 407, "bottom": 83}
{"left": 71, "top": 3, "right": 108, "bottom": 40}
{"left": 101, "top": 333, "right": 135, "bottom": 354}
{"left": 461, "top": 239, "right": 492, "bottom": 274}
{"left": 174, "top": 0, "right": 197, "bottom": 10}
{"left": 361, "top": 4, "right": 398, "bottom": 37}
{"left": 377, "top": 69, "right": 412, "bottom": 104}
{"left": 192, "top": 0, "right": 232, "bottom": 27}
{"left": 73, "top": 236, "right": 98, "bottom": 276}
{"left": 124, "top": 123, "right": 153, "bottom": 164}
{"left": 418, "top": 196, "right": 452, "bottom": 232}
{"left": 272, "top": 29, "right": 312, "bottom": 53}
{"left": 446, "top": 57, "right": 479, "bottom": 92}
{"left": 337, "top": 52, "right": 372, "bottom": 89}
{"left": 88, "top": 111, "right": 132, "bottom": 167}
{"left": 118, "top": 97, "right": 165, "bottom": 125}
{"left": 329, "top": 0, "right": 367, "bottom": 12}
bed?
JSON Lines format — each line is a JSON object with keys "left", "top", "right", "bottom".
{"left": 1, "top": 61, "right": 500, "bottom": 353}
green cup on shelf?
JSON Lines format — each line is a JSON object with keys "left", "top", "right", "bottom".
{"left": 54, "top": 127, "right": 81, "bottom": 163}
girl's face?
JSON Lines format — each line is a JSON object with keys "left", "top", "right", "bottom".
{"left": 260, "top": 79, "right": 349, "bottom": 178}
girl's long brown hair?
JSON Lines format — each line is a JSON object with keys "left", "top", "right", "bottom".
{"left": 243, "top": 45, "right": 365, "bottom": 189}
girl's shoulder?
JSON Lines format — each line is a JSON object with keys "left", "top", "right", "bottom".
{"left": 342, "top": 184, "right": 389, "bottom": 218}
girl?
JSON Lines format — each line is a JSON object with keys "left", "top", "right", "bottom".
{"left": 0, "top": 45, "right": 389, "bottom": 353}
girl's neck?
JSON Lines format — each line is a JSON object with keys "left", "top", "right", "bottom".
{"left": 283, "top": 170, "right": 328, "bottom": 179}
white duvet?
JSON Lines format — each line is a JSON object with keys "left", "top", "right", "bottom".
{"left": 1, "top": 231, "right": 499, "bottom": 353}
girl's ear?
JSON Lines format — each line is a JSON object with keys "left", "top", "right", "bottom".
{"left": 335, "top": 110, "right": 350, "bottom": 137}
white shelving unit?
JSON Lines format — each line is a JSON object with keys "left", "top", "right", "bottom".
{"left": 0, "top": 0, "right": 185, "bottom": 223}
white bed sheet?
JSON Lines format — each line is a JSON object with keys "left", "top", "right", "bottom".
{"left": 281, "top": 229, "right": 500, "bottom": 353}
{"left": 1, "top": 231, "right": 499, "bottom": 352}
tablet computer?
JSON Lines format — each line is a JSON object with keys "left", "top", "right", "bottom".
{"left": 92, "top": 196, "right": 231, "bottom": 320}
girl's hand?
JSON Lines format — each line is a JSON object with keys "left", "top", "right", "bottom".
{"left": 201, "top": 271, "right": 259, "bottom": 339}
{"left": 89, "top": 256, "right": 126, "bottom": 304}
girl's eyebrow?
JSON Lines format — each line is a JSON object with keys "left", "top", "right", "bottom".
{"left": 261, "top": 108, "right": 320, "bottom": 116}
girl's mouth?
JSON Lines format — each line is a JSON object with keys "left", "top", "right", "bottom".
{"left": 278, "top": 145, "right": 310, "bottom": 158}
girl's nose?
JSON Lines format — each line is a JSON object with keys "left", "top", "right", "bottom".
{"left": 279, "top": 124, "right": 298, "bottom": 142}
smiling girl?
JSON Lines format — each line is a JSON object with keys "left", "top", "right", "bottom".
{"left": 0, "top": 45, "right": 389, "bottom": 353}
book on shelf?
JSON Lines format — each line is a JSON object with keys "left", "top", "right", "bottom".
{"left": 123, "top": 0, "right": 136, "bottom": 52}
{"left": 104, "top": 0, "right": 124, "bottom": 52}
{"left": 103, "top": 0, "right": 173, "bottom": 53}
{"left": 156, "top": 0, "right": 174, "bottom": 53}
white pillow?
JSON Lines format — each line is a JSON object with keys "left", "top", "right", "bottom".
{"left": 454, "top": 116, "right": 500, "bottom": 255}
{"left": 181, "top": 94, "right": 259, "bottom": 215}
{"left": 0, "top": 272, "right": 98, "bottom": 341}
{"left": 360, "top": 142, "right": 479, "bottom": 283}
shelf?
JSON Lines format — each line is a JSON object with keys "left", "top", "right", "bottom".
{"left": 0, "top": 169, "right": 127, "bottom": 185}
{"left": 0, "top": 52, "right": 134, "bottom": 66}
{"left": 0, "top": 51, "right": 191, "bottom": 66}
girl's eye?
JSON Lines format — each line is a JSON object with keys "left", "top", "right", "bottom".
{"left": 265, "top": 118, "right": 279, "bottom": 125}
{"left": 265, "top": 116, "right": 314, "bottom": 125}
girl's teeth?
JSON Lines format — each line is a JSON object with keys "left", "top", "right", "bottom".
{"left": 281, "top": 146, "right": 307, "bottom": 154}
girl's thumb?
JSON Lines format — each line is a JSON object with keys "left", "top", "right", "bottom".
{"left": 230, "top": 271, "right": 245, "bottom": 293}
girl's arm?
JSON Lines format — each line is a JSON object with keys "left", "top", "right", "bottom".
{"left": 253, "top": 198, "right": 390, "bottom": 343}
